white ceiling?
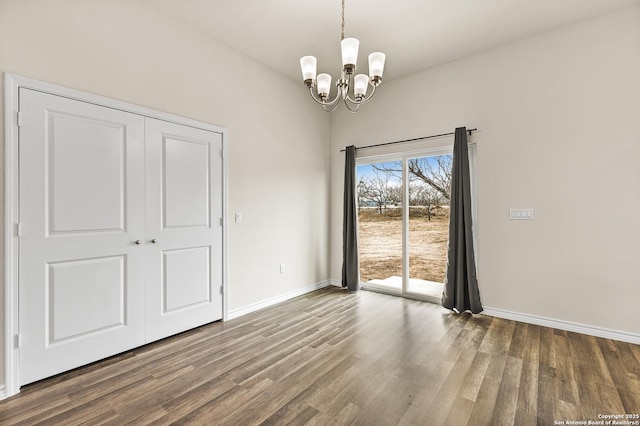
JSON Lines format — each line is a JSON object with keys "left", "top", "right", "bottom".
{"left": 145, "top": 0, "right": 639, "bottom": 82}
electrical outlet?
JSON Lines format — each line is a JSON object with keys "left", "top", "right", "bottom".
{"left": 280, "top": 264, "right": 286, "bottom": 274}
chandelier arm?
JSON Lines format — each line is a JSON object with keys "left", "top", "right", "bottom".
{"left": 342, "top": 97, "right": 361, "bottom": 113}
{"left": 323, "top": 102, "right": 342, "bottom": 112}
{"left": 326, "top": 87, "right": 343, "bottom": 105}
{"left": 308, "top": 86, "right": 341, "bottom": 107}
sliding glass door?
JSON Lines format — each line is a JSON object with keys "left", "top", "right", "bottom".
{"left": 357, "top": 149, "right": 453, "bottom": 302}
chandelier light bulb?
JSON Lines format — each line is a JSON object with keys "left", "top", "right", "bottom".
{"left": 300, "top": 56, "right": 317, "bottom": 83}
{"left": 368, "top": 52, "right": 386, "bottom": 83}
{"left": 354, "top": 74, "right": 369, "bottom": 99}
{"left": 316, "top": 73, "right": 332, "bottom": 99}
{"left": 341, "top": 37, "right": 360, "bottom": 73}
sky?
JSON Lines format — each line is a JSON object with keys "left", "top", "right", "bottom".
{"left": 356, "top": 155, "right": 452, "bottom": 182}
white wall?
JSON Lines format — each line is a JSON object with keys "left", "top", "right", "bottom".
{"left": 330, "top": 7, "right": 640, "bottom": 336}
{"left": 0, "top": 0, "right": 331, "bottom": 385}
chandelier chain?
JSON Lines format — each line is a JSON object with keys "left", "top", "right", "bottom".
{"left": 341, "top": 0, "right": 345, "bottom": 41}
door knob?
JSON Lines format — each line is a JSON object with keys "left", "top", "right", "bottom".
{"left": 150, "top": 239, "right": 157, "bottom": 244}
{"left": 134, "top": 240, "right": 142, "bottom": 245}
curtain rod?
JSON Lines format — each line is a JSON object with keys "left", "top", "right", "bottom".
{"left": 339, "top": 128, "right": 478, "bottom": 152}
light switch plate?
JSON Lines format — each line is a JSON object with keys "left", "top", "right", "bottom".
{"left": 509, "top": 208, "right": 534, "bottom": 220}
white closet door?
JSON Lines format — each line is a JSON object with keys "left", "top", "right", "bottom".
{"left": 144, "top": 118, "right": 223, "bottom": 342}
{"left": 19, "top": 89, "right": 146, "bottom": 385}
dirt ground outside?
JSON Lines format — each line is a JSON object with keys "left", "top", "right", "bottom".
{"left": 358, "top": 207, "right": 449, "bottom": 283}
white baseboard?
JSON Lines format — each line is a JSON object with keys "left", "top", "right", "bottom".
{"left": 226, "top": 281, "right": 640, "bottom": 345}
{"left": 227, "top": 280, "right": 332, "bottom": 320}
{"left": 483, "top": 307, "right": 640, "bottom": 345}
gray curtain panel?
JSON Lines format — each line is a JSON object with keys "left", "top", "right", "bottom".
{"left": 442, "top": 127, "right": 483, "bottom": 313}
{"left": 342, "top": 145, "right": 360, "bottom": 291}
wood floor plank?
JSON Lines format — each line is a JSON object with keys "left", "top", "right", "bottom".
{"left": 630, "top": 342, "right": 640, "bottom": 366}
{"left": 457, "top": 350, "right": 492, "bottom": 402}
{"left": 539, "top": 326, "right": 557, "bottom": 369}
{"left": 513, "top": 408, "right": 537, "bottom": 426}
{"left": 536, "top": 363, "right": 557, "bottom": 424}
{"left": 616, "top": 340, "right": 640, "bottom": 381}
{"left": 0, "top": 392, "right": 71, "bottom": 425}
{"left": 259, "top": 401, "right": 319, "bottom": 425}
{"left": 162, "top": 379, "right": 273, "bottom": 426}
{"left": 568, "top": 332, "right": 616, "bottom": 388}
{"left": 517, "top": 359, "right": 539, "bottom": 416}
{"left": 489, "top": 355, "right": 522, "bottom": 425}
{"left": 574, "top": 363, "right": 606, "bottom": 421}
{"left": 353, "top": 369, "right": 422, "bottom": 425}
{"left": 478, "top": 317, "right": 515, "bottom": 355}
{"left": 308, "top": 355, "right": 390, "bottom": 417}
{"left": 398, "top": 329, "right": 485, "bottom": 426}
{"left": 222, "top": 326, "right": 321, "bottom": 384}
{"left": 1, "top": 286, "right": 638, "bottom": 425}
{"left": 216, "top": 351, "right": 360, "bottom": 426}
{"left": 554, "top": 399, "right": 582, "bottom": 424}
{"left": 552, "top": 332, "right": 581, "bottom": 405}
{"left": 444, "top": 396, "right": 475, "bottom": 425}
{"left": 596, "top": 383, "right": 626, "bottom": 414}
{"left": 508, "top": 321, "right": 528, "bottom": 359}
{"left": 466, "top": 353, "right": 508, "bottom": 426}
{"left": 415, "top": 347, "right": 479, "bottom": 425}
{"left": 328, "top": 401, "right": 361, "bottom": 425}
{"left": 27, "top": 395, "right": 119, "bottom": 426}
{"left": 515, "top": 323, "right": 540, "bottom": 419}
{"left": 597, "top": 338, "right": 640, "bottom": 413}
{"left": 108, "top": 370, "right": 234, "bottom": 424}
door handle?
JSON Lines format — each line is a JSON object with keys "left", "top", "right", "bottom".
{"left": 150, "top": 239, "right": 157, "bottom": 244}
{"left": 134, "top": 240, "right": 142, "bottom": 245}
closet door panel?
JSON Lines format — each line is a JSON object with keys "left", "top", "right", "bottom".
{"left": 48, "top": 112, "right": 126, "bottom": 233}
{"left": 163, "top": 136, "right": 211, "bottom": 228}
{"left": 163, "top": 246, "right": 211, "bottom": 312}
{"left": 145, "top": 118, "right": 223, "bottom": 342}
{"left": 18, "top": 89, "right": 146, "bottom": 385}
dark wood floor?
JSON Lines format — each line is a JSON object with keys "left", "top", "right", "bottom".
{"left": 1, "top": 286, "right": 639, "bottom": 425}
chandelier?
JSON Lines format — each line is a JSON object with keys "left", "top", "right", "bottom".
{"left": 299, "top": 0, "right": 386, "bottom": 113}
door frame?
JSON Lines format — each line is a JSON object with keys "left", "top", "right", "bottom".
{"left": 355, "top": 142, "right": 478, "bottom": 303}
{"left": 3, "top": 73, "right": 230, "bottom": 398}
